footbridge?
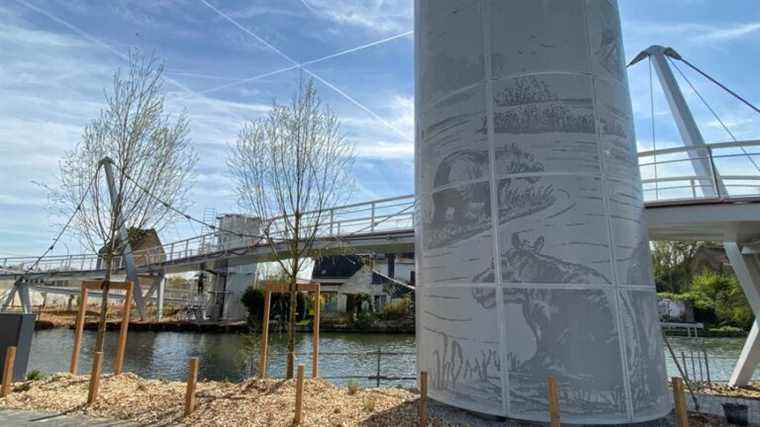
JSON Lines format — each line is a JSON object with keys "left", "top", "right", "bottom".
{"left": 5, "top": 139, "right": 760, "bottom": 279}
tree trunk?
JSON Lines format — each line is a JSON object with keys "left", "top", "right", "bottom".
{"left": 286, "top": 274, "right": 297, "bottom": 379}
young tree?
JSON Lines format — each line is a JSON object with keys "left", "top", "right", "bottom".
{"left": 50, "top": 50, "right": 197, "bottom": 353}
{"left": 228, "top": 78, "right": 354, "bottom": 378}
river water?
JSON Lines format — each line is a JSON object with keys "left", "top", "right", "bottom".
{"left": 27, "top": 329, "right": 757, "bottom": 387}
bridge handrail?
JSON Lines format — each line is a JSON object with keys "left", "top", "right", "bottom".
{"left": 4, "top": 140, "right": 760, "bottom": 273}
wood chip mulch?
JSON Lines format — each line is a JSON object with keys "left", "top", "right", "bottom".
{"left": 0, "top": 372, "right": 453, "bottom": 426}
{"left": 694, "top": 381, "right": 760, "bottom": 400}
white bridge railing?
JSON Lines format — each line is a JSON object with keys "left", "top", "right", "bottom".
{"left": 640, "top": 140, "right": 760, "bottom": 202}
{"left": 3, "top": 140, "right": 760, "bottom": 276}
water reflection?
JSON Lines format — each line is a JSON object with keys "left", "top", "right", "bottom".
{"left": 30, "top": 329, "right": 416, "bottom": 386}
{"left": 28, "top": 329, "right": 756, "bottom": 387}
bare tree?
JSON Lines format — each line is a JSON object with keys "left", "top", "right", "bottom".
{"left": 50, "top": 50, "right": 197, "bottom": 353}
{"left": 228, "top": 78, "right": 354, "bottom": 378}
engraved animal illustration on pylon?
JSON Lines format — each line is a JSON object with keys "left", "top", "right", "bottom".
{"left": 504, "top": 288, "right": 626, "bottom": 415}
{"left": 472, "top": 232, "right": 611, "bottom": 285}
{"left": 425, "top": 145, "right": 552, "bottom": 251}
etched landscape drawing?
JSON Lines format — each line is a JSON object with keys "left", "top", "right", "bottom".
{"left": 619, "top": 291, "right": 671, "bottom": 418}
{"left": 590, "top": 0, "right": 627, "bottom": 83}
{"left": 420, "top": 85, "right": 488, "bottom": 195}
{"left": 496, "top": 175, "right": 613, "bottom": 285}
{"left": 419, "top": 287, "right": 502, "bottom": 415}
{"left": 608, "top": 178, "right": 654, "bottom": 286}
{"left": 490, "top": 75, "right": 596, "bottom": 135}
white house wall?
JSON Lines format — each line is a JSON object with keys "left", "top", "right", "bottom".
{"left": 414, "top": 0, "right": 668, "bottom": 423}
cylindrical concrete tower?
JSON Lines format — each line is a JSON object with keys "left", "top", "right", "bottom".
{"left": 414, "top": 0, "right": 669, "bottom": 423}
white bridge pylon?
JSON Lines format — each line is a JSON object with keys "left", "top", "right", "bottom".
{"left": 2, "top": 157, "right": 147, "bottom": 318}
{"left": 631, "top": 45, "right": 758, "bottom": 386}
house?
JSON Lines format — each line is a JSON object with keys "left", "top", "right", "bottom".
{"left": 311, "top": 253, "right": 414, "bottom": 314}
{"left": 96, "top": 228, "right": 165, "bottom": 268}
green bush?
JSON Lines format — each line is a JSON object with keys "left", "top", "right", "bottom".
{"left": 689, "top": 271, "right": 753, "bottom": 330}
{"left": 352, "top": 311, "right": 375, "bottom": 330}
{"left": 240, "top": 284, "right": 309, "bottom": 328}
{"left": 241, "top": 286, "right": 265, "bottom": 326}
{"left": 381, "top": 297, "right": 411, "bottom": 320}
{"left": 26, "top": 370, "right": 47, "bottom": 381}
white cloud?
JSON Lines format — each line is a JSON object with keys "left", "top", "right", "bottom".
{"left": 300, "top": 0, "right": 412, "bottom": 34}
{"left": 697, "top": 22, "right": 760, "bottom": 42}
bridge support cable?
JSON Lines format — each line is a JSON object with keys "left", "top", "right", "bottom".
{"left": 667, "top": 57, "right": 760, "bottom": 175}
{"left": 117, "top": 166, "right": 264, "bottom": 241}
{"left": 676, "top": 57, "right": 760, "bottom": 116}
{"left": 2, "top": 170, "right": 98, "bottom": 313}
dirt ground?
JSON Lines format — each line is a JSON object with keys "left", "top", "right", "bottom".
{"left": 0, "top": 372, "right": 450, "bottom": 426}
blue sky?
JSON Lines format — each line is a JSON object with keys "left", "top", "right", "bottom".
{"left": 1, "top": 0, "right": 759, "bottom": 256}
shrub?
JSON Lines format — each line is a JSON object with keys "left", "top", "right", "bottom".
{"left": 352, "top": 311, "right": 375, "bottom": 330}
{"left": 241, "top": 285, "right": 309, "bottom": 328}
{"left": 381, "top": 297, "right": 411, "bottom": 320}
{"left": 26, "top": 370, "right": 46, "bottom": 381}
{"left": 241, "top": 286, "right": 265, "bottom": 326}
{"left": 689, "top": 271, "right": 753, "bottom": 330}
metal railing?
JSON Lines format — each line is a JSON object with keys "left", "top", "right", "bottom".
{"left": 4, "top": 140, "right": 760, "bottom": 275}
{"left": 246, "top": 349, "right": 417, "bottom": 386}
{"left": 639, "top": 139, "right": 760, "bottom": 202}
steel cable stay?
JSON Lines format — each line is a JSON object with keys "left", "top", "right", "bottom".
{"left": 1, "top": 170, "right": 99, "bottom": 311}
{"left": 118, "top": 167, "right": 264, "bottom": 241}
{"left": 12, "top": 170, "right": 99, "bottom": 274}
{"left": 675, "top": 56, "right": 760, "bottom": 116}
{"left": 667, "top": 56, "right": 760, "bottom": 176}
{"left": 119, "top": 160, "right": 417, "bottom": 285}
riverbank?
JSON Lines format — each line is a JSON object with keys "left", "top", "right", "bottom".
{"left": 34, "top": 308, "right": 417, "bottom": 334}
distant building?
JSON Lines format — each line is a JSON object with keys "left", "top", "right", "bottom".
{"left": 311, "top": 253, "right": 414, "bottom": 314}
{"left": 96, "top": 228, "right": 165, "bottom": 269}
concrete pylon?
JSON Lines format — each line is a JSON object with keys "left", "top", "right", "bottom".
{"left": 414, "top": 0, "right": 668, "bottom": 423}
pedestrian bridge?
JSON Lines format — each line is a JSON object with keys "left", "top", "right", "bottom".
{"left": 3, "top": 140, "right": 760, "bottom": 279}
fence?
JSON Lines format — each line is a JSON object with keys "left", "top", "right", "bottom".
{"left": 639, "top": 140, "right": 760, "bottom": 202}
{"left": 247, "top": 349, "right": 417, "bottom": 387}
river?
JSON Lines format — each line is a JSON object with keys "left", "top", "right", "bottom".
{"left": 27, "top": 329, "right": 758, "bottom": 386}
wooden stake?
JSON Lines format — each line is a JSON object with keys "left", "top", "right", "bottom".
{"left": 70, "top": 285, "right": 88, "bottom": 375}
{"left": 87, "top": 351, "right": 103, "bottom": 404}
{"left": 418, "top": 371, "right": 428, "bottom": 427}
{"left": 185, "top": 357, "right": 199, "bottom": 417}
{"left": 259, "top": 290, "right": 271, "bottom": 378}
{"left": 673, "top": 377, "right": 689, "bottom": 427}
{"left": 312, "top": 287, "right": 320, "bottom": 378}
{"left": 547, "top": 376, "right": 560, "bottom": 427}
{"left": 1, "top": 346, "right": 17, "bottom": 397}
{"left": 114, "top": 282, "right": 133, "bottom": 375}
{"left": 294, "top": 364, "right": 305, "bottom": 425}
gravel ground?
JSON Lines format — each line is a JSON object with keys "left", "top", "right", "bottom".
{"left": 0, "top": 373, "right": 741, "bottom": 426}
{"left": 0, "top": 372, "right": 451, "bottom": 426}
